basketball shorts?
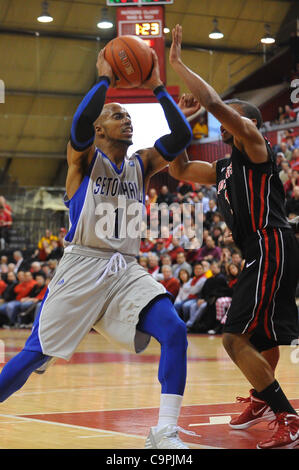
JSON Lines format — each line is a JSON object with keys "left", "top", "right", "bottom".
{"left": 223, "top": 228, "right": 299, "bottom": 350}
{"left": 24, "top": 245, "right": 167, "bottom": 360}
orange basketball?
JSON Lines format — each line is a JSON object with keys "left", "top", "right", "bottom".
{"left": 104, "top": 35, "right": 154, "bottom": 89}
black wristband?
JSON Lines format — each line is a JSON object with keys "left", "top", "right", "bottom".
{"left": 98, "top": 75, "right": 111, "bottom": 85}
{"left": 153, "top": 84, "right": 165, "bottom": 96}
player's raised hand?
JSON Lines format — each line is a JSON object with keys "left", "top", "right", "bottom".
{"left": 141, "top": 49, "right": 163, "bottom": 90}
{"left": 169, "top": 24, "right": 183, "bottom": 67}
{"left": 178, "top": 93, "right": 201, "bottom": 118}
{"left": 96, "top": 50, "right": 116, "bottom": 87}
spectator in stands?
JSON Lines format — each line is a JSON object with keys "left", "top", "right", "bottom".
{"left": 36, "top": 230, "right": 59, "bottom": 260}
{"left": 0, "top": 271, "right": 36, "bottom": 326}
{"left": 0, "top": 263, "right": 8, "bottom": 280}
{"left": 38, "top": 229, "right": 58, "bottom": 250}
{"left": 138, "top": 256, "right": 149, "bottom": 271}
{"left": 175, "top": 263, "right": 207, "bottom": 321}
{"left": 7, "top": 273, "right": 47, "bottom": 327}
{"left": 47, "top": 259, "right": 58, "bottom": 279}
{"left": 284, "top": 169, "right": 299, "bottom": 198}
{"left": 275, "top": 106, "right": 286, "bottom": 125}
{"left": 210, "top": 225, "right": 223, "bottom": 246}
{"left": 174, "top": 269, "right": 191, "bottom": 307}
{"left": 279, "top": 142, "right": 292, "bottom": 161}
{"left": 148, "top": 188, "right": 158, "bottom": 205}
{"left": 284, "top": 104, "right": 297, "bottom": 123}
{"left": 168, "top": 237, "right": 184, "bottom": 262}
{"left": 0, "top": 272, "right": 17, "bottom": 324}
{"left": 152, "top": 239, "right": 167, "bottom": 257}
{"left": 18, "top": 276, "right": 50, "bottom": 328}
{"left": 160, "top": 253, "right": 172, "bottom": 267}
{"left": 0, "top": 196, "right": 12, "bottom": 216}
{"left": 176, "top": 181, "right": 193, "bottom": 201}
{"left": 47, "top": 239, "right": 63, "bottom": 260}
{"left": 215, "top": 262, "right": 241, "bottom": 326}
{"left": 0, "top": 274, "right": 7, "bottom": 297}
{"left": 160, "top": 265, "right": 180, "bottom": 300}
{"left": 285, "top": 185, "right": 299, "bottom": 217}
{"left": 190, "top": 261, "right": 231, "bottom": 334}
{"left": 205, "top": 199, "right": 218, "bottom": 227}
{"left": 30, "top": 261, "right": 44, "bottom": 279}
{"left": 194, "top": 235, "right": 222, "bottom": 262}
{"left": 58, "top": 227, "right": 67, "bottom": 247}
{"left": 13, "top": 251, "right": 27, "bottom": 274}
{"left": 157, "top": 185, "right": 173, "bottom": 206}
{"left": 275, "top": 152, "right": 286, "bottom": 172}
{"left": 0, "top": 201, "right": 12, "bottom": 249}
{"left": 197, "top": 191, "right": 210, "bottom": 214}
{"left": 148, "top": 253, "right": 162, "bottom": 280}
{"left": 220, "top": 247, "right": 232, "bottom": 274}
{"left": 1, "top": 255, "right": 8, "bottom": 265}
{"left": 210, "top": 211, "right": 226, "bottom": 232}
{"left": 201, "top": 184, "right": 217, "bottom": 202}
{"left": 192, "top": 114, "right": 208, "bottom": 140}
{"left": 0, "top": 271, "right": 17, "bottom": 305}
{"left": 172, "top": 251, "right": 193, "bottom": 278}
{"left": 140, "top": 230, "right": 155, "bottom": 254}
{"left": 290, "top": 148, "right": 299, "bottom": 172}
{"left": 160, "top": 226, "right": 173, "bottom": 249}
{"left": 231, "top": 250, "right": 243, "bottom": 268}
{"left": 279, "top": 160, "right": 291, "bottom": 184}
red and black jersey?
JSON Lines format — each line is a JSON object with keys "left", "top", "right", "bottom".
{"left": 216, "top": 139, "right": 290, "bottom": 251}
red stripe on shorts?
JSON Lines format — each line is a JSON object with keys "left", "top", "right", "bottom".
{"left": 263, "top": 229, "right": 280, "bottom": 339}
{"left": 248, "top": 229, "right": 269, "bottom": 333}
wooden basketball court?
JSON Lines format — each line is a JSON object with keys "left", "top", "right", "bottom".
{"left": 0, "top": 328, "right": 299, "bottom": 450}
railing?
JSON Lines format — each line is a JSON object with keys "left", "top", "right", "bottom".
{"left": 0, "top": 186, "right": 68, "bottom": 251}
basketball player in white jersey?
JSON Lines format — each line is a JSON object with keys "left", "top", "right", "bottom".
{"left": 0, "top": 49, "right": 195, "bottom": 449}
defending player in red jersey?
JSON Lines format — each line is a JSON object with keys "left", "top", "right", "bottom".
{"left": 169, "top": 24, "right": 299, "bottom": 449}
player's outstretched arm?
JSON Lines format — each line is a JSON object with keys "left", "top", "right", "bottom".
{"left": 168, "top": 93, "right": 216, "bottom": 185}
{"left": 66, "top": 51, "right": 115, "bottom": 199}
{"left": 168, "top": 150, "right": 216, "bottom": 185}
{"left": 139, "top": 49, "right": 193, "bottom": 185}
{"left": 169, "top": 25, "right": 267, "bottom": 164}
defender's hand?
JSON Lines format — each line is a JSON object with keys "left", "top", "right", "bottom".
{"left": 178, "top": 93, "right": 201, "bottom": 118}
{"left": 169, "top": 24, "right": 183, "bottom": 67}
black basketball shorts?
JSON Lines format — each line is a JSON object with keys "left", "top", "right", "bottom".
{"left": 223, "top": 227, "right": 299, "bottom": 351}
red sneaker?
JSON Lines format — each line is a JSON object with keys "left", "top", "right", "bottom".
{"left": 257, "top": 412, "right": 299, "bottom": 449}
{"left": 230, "top": 389, "right": 275, "bottom": 429}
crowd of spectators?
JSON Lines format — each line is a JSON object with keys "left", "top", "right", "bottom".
{"left": 139, "top": 183, "right": 249, "bottom": 334}
{"left": 273, "top": 128, "right": 299, "bottom": 219}
{"left": 0, "top": 125, "right": 299, "bottom": 333}
{"left": 274, "top": 103, "right": 298, "bottom": 126}
{"left": 0, "top": 228, "right": 63, "bottom": 329}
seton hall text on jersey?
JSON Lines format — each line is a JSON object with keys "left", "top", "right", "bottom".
{"left": 93, "top": 176, "right": 143, "bottom": 203}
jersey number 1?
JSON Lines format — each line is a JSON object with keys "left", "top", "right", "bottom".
{"left": 114, "top": 207, "right": 124, "bottom": 239}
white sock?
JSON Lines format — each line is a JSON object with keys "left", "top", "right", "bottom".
{"left": 156, "top": 394, "right": 183, "bottom": 430}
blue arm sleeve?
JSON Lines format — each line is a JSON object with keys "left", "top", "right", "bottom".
{"left": 153, "top": 86, "right": 192, "bottom": 162}
{"left": 70, "top": 76, "right": 110, "bottom": 151}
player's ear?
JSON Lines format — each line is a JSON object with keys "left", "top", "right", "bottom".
{"left": 251, "top": 118, "right": 258, "bottom": 128}
{"left": 95, "top": 123, "right": 105, "bottom": 137}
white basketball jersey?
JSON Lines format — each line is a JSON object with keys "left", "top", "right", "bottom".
{"left": 64, "top": 148, "right": 145, "bottom": 257}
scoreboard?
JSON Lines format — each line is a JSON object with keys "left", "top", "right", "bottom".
{"left": 116, "top": 6, "right": 166, "bottom": 82}
{"left": 107, "top": 1, "right": 173, "bottom": 5}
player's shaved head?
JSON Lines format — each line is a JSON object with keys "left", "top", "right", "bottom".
{"left": 95, "top": 103, "right": 126, "bottom": 126}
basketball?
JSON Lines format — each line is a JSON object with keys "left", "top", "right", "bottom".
{"left": 104, "top": 35, "right": 154, "bottom": 88}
